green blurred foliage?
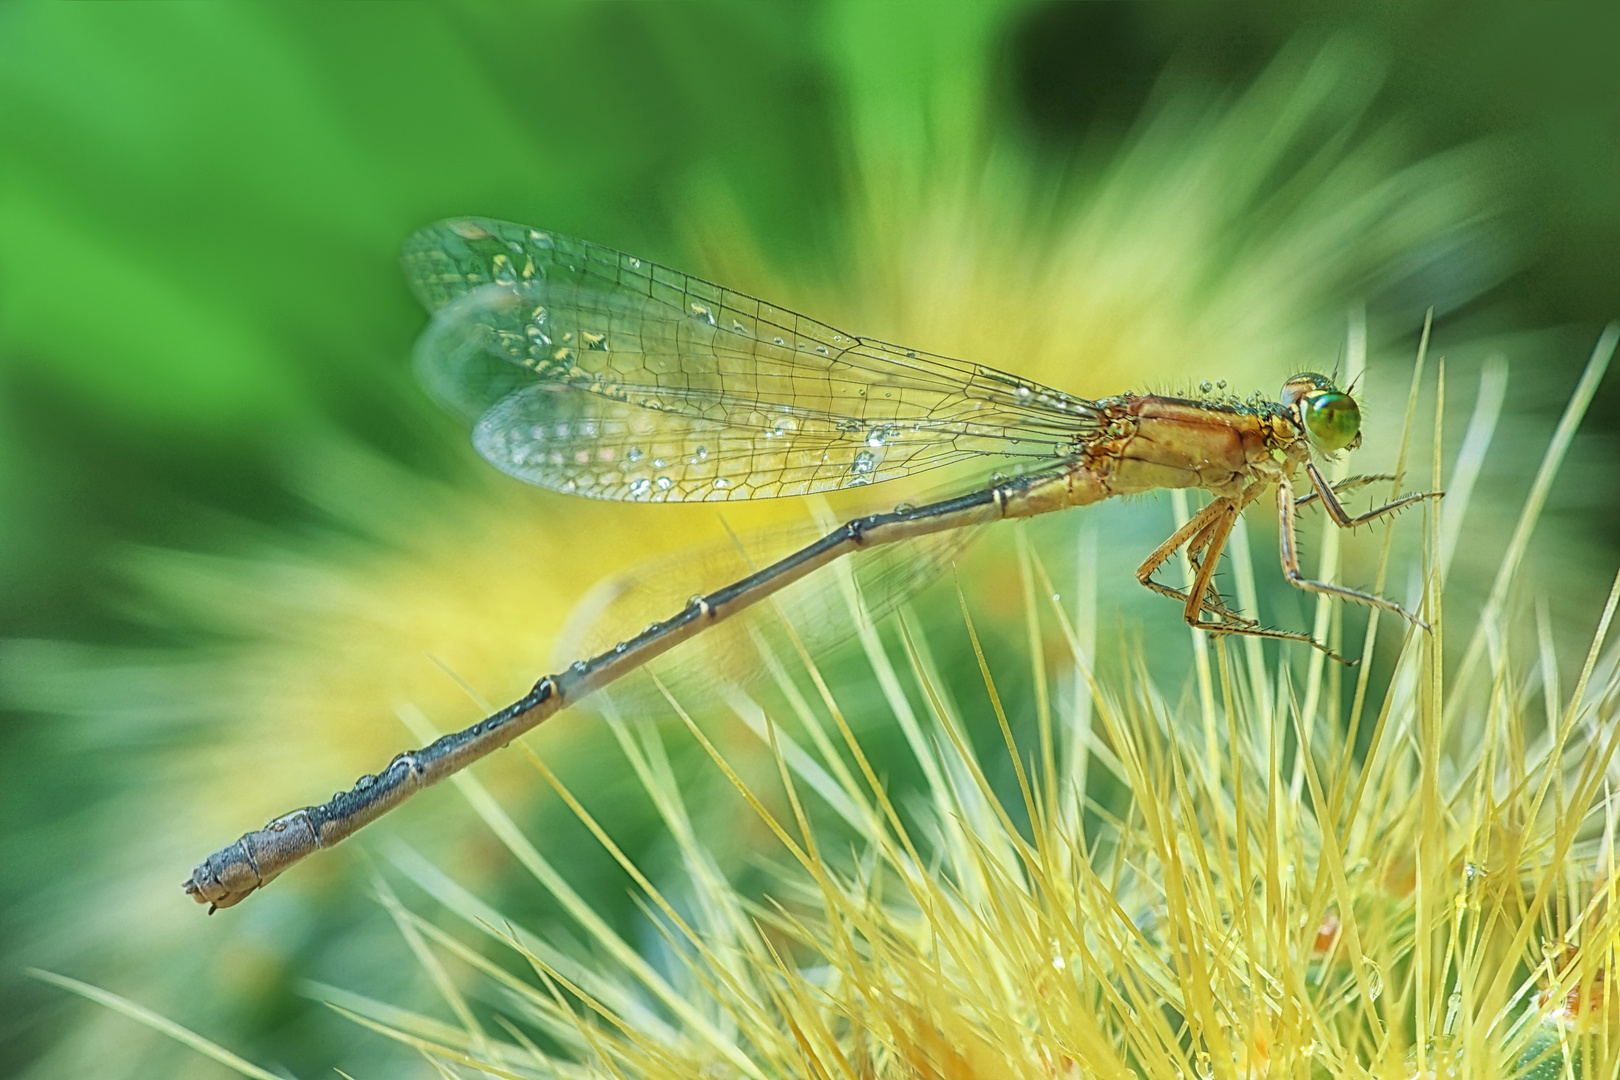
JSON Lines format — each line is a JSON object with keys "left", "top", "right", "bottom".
{"left": 1, "top": 1, "right": 1616, "bottom": 1077}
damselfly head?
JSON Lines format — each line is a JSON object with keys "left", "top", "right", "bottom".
{"left": 1280, "top": 372, "right": 1362, "bottom": 453}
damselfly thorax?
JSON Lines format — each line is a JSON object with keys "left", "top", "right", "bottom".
{"left": 184, "top": 219, "right": 1437, "bottom": 911}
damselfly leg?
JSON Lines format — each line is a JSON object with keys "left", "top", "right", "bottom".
{"left": 1277, "top": 465, "right": 1443, "bottom": 631}
{"left": 1138, "top": 468, "right": 1440, "bottom": 661}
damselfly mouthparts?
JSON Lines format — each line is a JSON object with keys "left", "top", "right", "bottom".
{"left": 185, "top": 218, "right": 1438, "bottom": 910}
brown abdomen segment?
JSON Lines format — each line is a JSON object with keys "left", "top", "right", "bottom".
{"left": 1105, "top": 396, "right": 1267, "bottom": 498}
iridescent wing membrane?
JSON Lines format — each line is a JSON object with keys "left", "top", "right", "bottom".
{"left": 402, "top": 218, "right": 1102, "bottom": 503}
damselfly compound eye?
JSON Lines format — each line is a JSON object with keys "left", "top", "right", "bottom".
{"left": 1303, "top": 391, "right": 1360, "bottom": 452}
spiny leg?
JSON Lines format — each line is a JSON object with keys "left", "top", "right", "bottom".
{"left": 1136, "top": 497, "right": 1255, "bottom": 626}
{"left": 1136, "top": 495, "right": 1226, "bottom": 603}
{"left": 1187, "top": 476, "right": 1270, "bottom": 571}
{"left": 1183, "top": 514, "right": 1250, "bottom": 622}
{"left": 1293, "top": 473, "right": 1398, "bottom": 509}
{"left": 1179, "top": 497, "right": 1353, "bottom": 663}
{"left": 1303, "top": 462, "right": 1442, "bottom": 527}
{"left": 1278, "top": 472, "right": 1431, "bottom": 629}
{"left": 1183, "top": 479, "right": 1274, "bottom": 621}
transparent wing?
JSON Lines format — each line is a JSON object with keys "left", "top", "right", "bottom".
{"left": 403, "top": 218, "right": 1103, "bottom": 503}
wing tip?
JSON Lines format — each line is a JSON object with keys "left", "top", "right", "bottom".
{"left": 399, "top": 217, "right": 524, "bottom": 311}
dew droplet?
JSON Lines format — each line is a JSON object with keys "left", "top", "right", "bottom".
{"left": 626, "top": 446, "right": 645, "bottom": 463}
{"left": 852, "top": 449, "right": 878, "bottom": 474}
{"left": 570, "top": 660, "right": 588, "bottom": 674}
{"left": 655, "top": 476, "right": 672, "bottom": 490}
{"left": 1365, "top": 962, "right": 1384, "bottom": 1001}
{"left": 689, "top": 302, "right": 716, "bottom": 326}
{"left": 713, "top": 477, "right": 730, "bottom": 489}
{"left": 893, "top": 503, "right": 914, "bottom": 514}
{"left": 492, "top": 254, "right": 517, "bottom": 284}
{"left": 1199, "top": 380, "right": 1213, "bottom": 393}
{"left": 582, "top": 330, "right": 608, "bottom": 351}
{"left": 629, "top": 478, "right": 651, "bottom": 498}
{"left": 1216, "top": 379, "right": 1227, "bottom": 389}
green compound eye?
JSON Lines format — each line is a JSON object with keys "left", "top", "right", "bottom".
{"left": 1303, "top": 391, "right": 1360, "bottom": 452}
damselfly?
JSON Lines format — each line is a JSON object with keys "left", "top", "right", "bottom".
{"left": 185, "top": 218, "right": 1439, "bottom": 910}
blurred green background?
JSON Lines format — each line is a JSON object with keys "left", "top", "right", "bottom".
{"left": 2, "top": 2, "right": 1617, "bottom": 1076}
